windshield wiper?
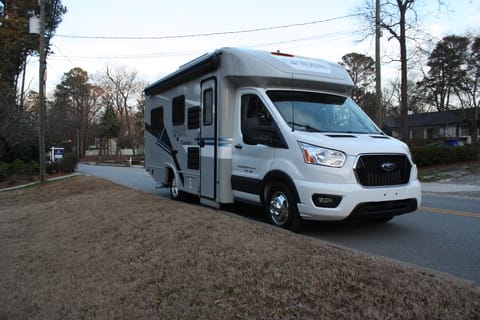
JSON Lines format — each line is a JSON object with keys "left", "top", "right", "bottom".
{"left": 288, "top": 121, "right": 323, "bottom": 132}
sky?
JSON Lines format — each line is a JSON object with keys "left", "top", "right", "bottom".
{"left": 27, "top": 0, "right": 480, "bottom": 94}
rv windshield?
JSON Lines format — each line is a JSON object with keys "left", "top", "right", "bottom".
{"left": 267, "top": 90, "right": 381, "bottom": 134}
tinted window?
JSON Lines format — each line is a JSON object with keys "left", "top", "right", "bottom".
{"left": 241, "top": 94, "right": 285, "bottom": 147}
{"left": 203, "top": 89, "right": 213, "bottom": 126}
{"left": 267, "top": 90, "right": 380, "bottom": 134}
{"left": 151, "top": 107, "right": 164, "bottom": 133}
{"left": 172, "top": 95, "right": 185, "bottom": 126}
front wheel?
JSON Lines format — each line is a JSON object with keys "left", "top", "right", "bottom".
{"left": 265, "top": 182, "right": 302, "bottom": 232}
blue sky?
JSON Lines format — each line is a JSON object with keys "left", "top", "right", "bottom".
{"left": 32, "top": 0, "right": 480, "bottom": 92}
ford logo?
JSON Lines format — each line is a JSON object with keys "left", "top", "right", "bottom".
{"left": 380, "top": 162, "right": 397, "bottom": 172}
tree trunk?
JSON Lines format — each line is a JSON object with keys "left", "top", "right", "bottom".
{"left": 122, "top": 95, "right": 136, "bottom": 157}
{"left": 473, "top": 106, "right": 479, "bottom": 145}
{"left": 399, "top": 3, "right": 409, "bottom": 141}
{"left": 124, "top": 105, "right": 136, "bottom": 156}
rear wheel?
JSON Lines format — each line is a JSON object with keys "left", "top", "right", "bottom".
{"left": 266, "top": 182, "right": 302, "bottom": 232}
{"left": 169, "top": 175, "right": 185, "bottom": 201}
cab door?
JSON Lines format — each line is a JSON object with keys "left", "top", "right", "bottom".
{"left": 231, "top": 89, "right": 279, "bottom": 201}
{"left": 199, "top": 78, "right": 217, "bottom": 200}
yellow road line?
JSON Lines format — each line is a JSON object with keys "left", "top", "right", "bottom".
{"left": 420, "top": 206, "right": 480, "bottom": 218}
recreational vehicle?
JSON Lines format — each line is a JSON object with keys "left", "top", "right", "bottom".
{"left": 144, "top": 47, "right": 421, "bottom": 230}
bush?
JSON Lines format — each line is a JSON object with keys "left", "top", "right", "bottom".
{"left": 0, "top": 156, "right": 78, "bottom": 186}
{"left": 0, "top": 162, "right": 9, "bottom": 181}
{"left": 0, "top": 160, "right": 40, "bottom": 181}
{"left": 57, "top": 153, "right": 79, "bottom": 173}
{"left": 411, "top": 145, "right": 479, "bottom": 167}
{"left": 11, "top": 159, "right": 25, "bottom": 175}
{"left": 26, "top": 161, "right": 39, "bottom": 176}
{"left": 45, "top": 153, "right": 78, "bottom": 174}
{"left": 46, "top": 161, "right": 56, "bottom": 174}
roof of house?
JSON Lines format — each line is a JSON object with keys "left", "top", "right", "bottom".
{"left": 384, "top": 109, "right": 474, "bottom": 128}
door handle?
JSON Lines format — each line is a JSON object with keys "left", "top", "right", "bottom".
{"left": 198, "top": 137, "right": 205, "bottom": 147}
{"left": 234, "top": 144, "right": 243, "bottom": 149}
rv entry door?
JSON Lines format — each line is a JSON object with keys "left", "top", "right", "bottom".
{"left": 199, "top": 78, "right": 217, "bottom": 200}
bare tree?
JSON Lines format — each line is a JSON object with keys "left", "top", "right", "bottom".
{"left": 51, "top": 68, "right": 103, "bottom": 158}
{"left": 100, "top": 65, "right": 144, "bottom": 156}
{"left": 357, "top": 0, "right": 446, "bottom": 141}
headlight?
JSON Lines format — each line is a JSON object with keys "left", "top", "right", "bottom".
{"left": 298, "top": 142, "right": 346, "bottom": 167}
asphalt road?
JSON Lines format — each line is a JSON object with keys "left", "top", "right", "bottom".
{"left": 77, "top": 163, "right": 480, "bottom": 284}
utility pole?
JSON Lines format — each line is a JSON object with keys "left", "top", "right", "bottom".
{"left": 375, "top": 0, "right": 383, "bottom": 127}
{"left": 38, "top": 0, "right": 46, "bottom": 185}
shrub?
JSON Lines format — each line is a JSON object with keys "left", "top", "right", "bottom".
{"left": 57, "top": 153, "right": 79, "bottom": 173}
{"left": 11, "top": 159, "right": 25, "bottom": 175}
{"left": 0, "top": 162, "right": 9, "bottom": 181}
{"left": 411, "top": 145, "right": 479, "bottom": 167}
{"left": 46, "top": 161, "right": 56, "bottom": 174}
{"left": 26, "top": 161, "right": 39, "bottom": 176}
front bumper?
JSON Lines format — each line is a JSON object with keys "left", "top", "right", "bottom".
{"left": 295, "top": 179, "right": 422, "bottom": 221}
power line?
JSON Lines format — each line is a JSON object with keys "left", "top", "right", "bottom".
{"left": 48, "top": 27, "right": 358, "bottom": 62}
{"left": 55, "top": 14, "right": 363, "bottom": 40}
{"left": 52, "top": 44, "right": 77, "bottom": 67}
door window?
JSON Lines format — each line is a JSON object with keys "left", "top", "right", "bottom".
{"left": 241, "top": 94, "right": 284, "bottom": 147}
{"left": 203, "top": 89, "right": 213, "bottom": 126}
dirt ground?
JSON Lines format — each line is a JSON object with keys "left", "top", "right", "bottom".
{"left": 1, "top": 175, "right": 479, "bottom": 319}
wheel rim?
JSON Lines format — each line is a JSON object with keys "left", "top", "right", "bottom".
{"left": 170, "top": 177, "right": 179, "bottom": 199}
{"left": 269, "top": 191, "right": 289, "bottom": 226}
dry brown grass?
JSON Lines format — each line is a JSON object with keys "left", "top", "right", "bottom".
{"left": 1, "top": 175, "right": 479, "bottom": 319}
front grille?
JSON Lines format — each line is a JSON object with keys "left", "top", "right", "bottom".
{"left": 355, "top": 154, "right": 411, "bottom": 186}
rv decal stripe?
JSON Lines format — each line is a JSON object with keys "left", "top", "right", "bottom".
{"left": 200, "top": 137, "right": 232, "bottom": 147}
{"left": 145, "top": 124, "right": 173, "bottom": 153}
{"left": 145, "top": 123, "right": 184, "bottom": 184}
{"left": 154, "top": 128, "right": 174, "bottom": 155}
{"left": 155, "top": 140, "right": 172, "bottom": 154}
{"left": 219, "top": 137, "right": 232, "bottom": 147}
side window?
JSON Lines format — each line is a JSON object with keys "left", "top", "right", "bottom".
{"left": 172, "top": 95, "right": 185, "bottom": 126}
{"left": 242, "top": 94, "right": 272, "bottom": 127}
{"left": 203, "top": 89, "right": 213, "bottom": 126}
{"left": 151, "top": 107, "right": 164, "bottom": 133}
{"left": 241, "top": 94, "right": 283, "bottom": 146}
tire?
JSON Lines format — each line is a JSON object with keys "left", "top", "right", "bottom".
{"left": 265, "top": 182, "right": 302, "bottom": 232}
{"left": 169, "top": 175, "right": 185, "bottom": 201}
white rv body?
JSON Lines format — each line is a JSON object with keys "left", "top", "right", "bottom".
{"left": 144, "top": 48, "right": 421, "bottom": 229}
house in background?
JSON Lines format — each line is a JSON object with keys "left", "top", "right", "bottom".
{"left": 85, "top": 138, "right": 143, "bottom": 157}
{"left": 383, "top": 108, "right": 479, "bottom": 145}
